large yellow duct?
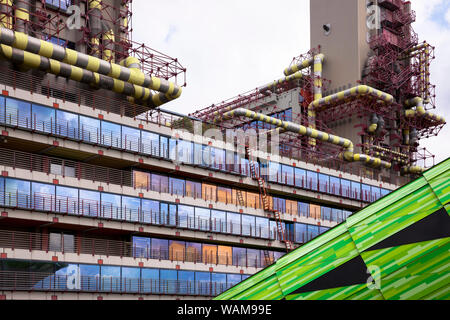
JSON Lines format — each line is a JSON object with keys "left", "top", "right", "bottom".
{"left": 0, "top": 27, "right": 182, "bottom": 106}
{"left": 0, "top": 43, "right": 170, "bottom": 107}
{"left": 404, "top": 97, "right": 445, "bottom": 123}
{"left": 102, "top": 28, "right": 115, "bottom": 63}
{"left": 15, "top": 0, "right": 29, "bottom": 33}
{"left": 0, "top": 0, "right": 12, "bottom": 29}
{"left": 214, "top": 108, "right": 392, "bottom": 169}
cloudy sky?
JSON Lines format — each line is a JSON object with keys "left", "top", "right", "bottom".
{"left": 132, "top": 0, "right": 450, "bottom": 164}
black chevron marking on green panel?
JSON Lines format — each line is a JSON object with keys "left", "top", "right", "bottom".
{"left": 367, "top": 207, "right": 450, "bottom": 252}
{"left": 290, "top": 256, "right": 369, "bottom": 295}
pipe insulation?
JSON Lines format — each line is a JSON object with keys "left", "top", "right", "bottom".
{"left": 15, "top": 0, "right": 29, "bottom": 33}
{"left": 213, "top": 108, "right": 392, "bottom": 169}
{"left": 259, "top": 71, "right": 303, "bottom": 94}
{"left": 0, "top": 0, "right": 12, "bottom": 29}
{"left": 0, "top": 27, "right": 182, "bottom": 106}
{"left": 0, "top": 43, "right": 168, "bottom": 107}
{"left": 404, "top": 97, "right": 445, "bottom": 123}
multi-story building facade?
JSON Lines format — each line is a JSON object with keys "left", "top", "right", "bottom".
{"left": 0, "top": 0, "right": 445, "bottom": 300}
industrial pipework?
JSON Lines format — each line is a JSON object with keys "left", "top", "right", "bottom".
{"left": 0, "top": 0, "right": 12, "bottom": 29}
{"left": 213, "top": 108, "right": 392, "bottom": 169}
{"left": 0, "top": 27, "right": 182, "bottom": 108}
{"left": 404, "top": 97, "right": 446, "bottom": 123}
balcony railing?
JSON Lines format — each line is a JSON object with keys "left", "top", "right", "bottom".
{"left": 0, "top": 271, "right": 231, "bottom": 297}
{"left": 0, "top": 230, "right": 277, "bottom": 269}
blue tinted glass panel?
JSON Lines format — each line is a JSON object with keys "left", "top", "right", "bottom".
{"left": 256, "top": 217, "right": 269, "bottom": 239}
{"left": 0, "top": 96, "right": 5, "bottom": 124}
{"left": 195, "top": 207, "right": 211, "bottom": 231}
{"left": 80, "top": 116, "right": 100, "bottom": 144}
{"left": 281, "top": 165, "right": 294, "bottom": 186}
{"left": 295, "top": 223, "right": 307, "bottom": 243}
{"left": 32, "top": 104, "right": 55, "bottom": 133}
{"left": 101, "top": 193, "right": 121, "bottom": 220}
{"left": 141, "top": 131, "right": 160, "bottom": 157}
{"left": 227, "top": 274, "right": 242, "bottom": 287}
{"left": 318, "top": 174, "right": 329, "bottom": 193}
{"left": 121, "top": 267, "right": 140, "bottom": 293}
{"left": 295, "top": 168, "right": 307, "bottom": 188}
{"left": 169, "top": 177, "right": 185, "bottom": 197}
{"left": 79, "top": 264, "right": 100, "bottom": 292}
{"left": 5, "top": 178, "right": 30, "bottom": 208}
{"left": 152, "top": 239, "right": 169, "bottom": 260}
{"left": 56, "top": 110, "right": 78, "bottom": 139}
{"left": 160, "top": 269, "right": 178, "bottom": 295}
{"left": 351, "top": 181, "right": 361, "bottom": 200}
{"left": 133, "top": 236, "right": 151, "bottom": 258}
{"left": 101, "top": 266, "right": 121, "bottom": 292}
{"left": 122, "top": 196, "right": 140, "bottom": 222}
{"left": 142, "top": 199, "right": 160, "bottom": 225}
{"left": 307, "top": 171, "right": 318, "bottom": 191}
{"left": 122, "top": 126, "right": 140, "bottom": 152}
{"left": 141, "top": 269, "right": 159, "bottom": 294}
{"left": 298, "top": 202, "right": 309, "bottom": 218}
{"left": 341, "top": 179, "right": 351, "bottom": 198}
{"left": 211, "top": 210, "right": 226, "bottom": 233}
{"left": 5, "top": 98, "right": 31, "bottom": 129}
{"left": 227, "top": 212, "right": 241, "bottom": 235}
{"left": 178, "top": 205, "right": 193, "bottom": 229}
{"left": 372, "top": 186, "right": 381, "bottom": 201}
{"left": 32, "top": 182, "right": 55, "bottom": 211}
{"left": 196, "top": 272, "right": 211, "bottom": 296}
{"left": 330, "top": 176, "right": 341, "bottom": 196}
{"left": 160, "top": 136, "right": 169, "bottom": 159}
{"left": 362, "top": 184, "right": 372, "bottom": 202}
{"left": 56, "top": 186, "right": 78, "bottom": 215}
{"left": 178, "top": 271, "right": 195, "bottom": 295}
{"left": 101, "top": 121, "right": 121, "bottom": 148}
{"left": 79, "top": 190, "right": 100, "bottom": 217}
{"left": 233, "top": 247, "right": 246, "bottom": 267}
{"left": 178, "top": 140, "right": 193, "bottom": 164}
{"left": 241, "top": 214, "right": 256, "bottom": 237}
{"left": 268, "top": 162, "right": 281, "bottom": 183}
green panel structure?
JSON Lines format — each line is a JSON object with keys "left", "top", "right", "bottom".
{"left": 215, "top": 158, "right": 450, "bottom": 301}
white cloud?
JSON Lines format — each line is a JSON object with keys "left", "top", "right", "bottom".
{"left": 132, "top": 0, "right": 450, "bottom": 164}
{"left": 445, "top": 8, "right": 450, "bottom": 25}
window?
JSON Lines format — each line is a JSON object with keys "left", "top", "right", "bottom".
{"left": 178, "top": 140, "right": 193, "bottom": 164}
{"left": 32, "top": 182, "right": 55, "bottom": 212}
{"left": 195, "top": 207, "right": 211, "bottom": 231}
{"left": 45, "top": 0, "right": 72, "bottom": 11}
{"left": 152, "top": 239, "right": 169, "bottom": 260}
{"left": 307, "top": 171, "right": 318, "bottom": 191}
{"left": 309, "top": 204, "right": 321, "bottom": 220}
{"left": 142, "top": 199, "right": 160, "bottom": 225}
{"left": 56, "top": 110, "right": 78, "bottom": 139}
{"left": 321, "top": 206, "right": 332, "bottom": 221}
{"left": 160, "top": 136, "right": 169, "bottom": 159}
{"left": 132, "top": 237, "right": 151, "bottom": 258}
{"left": 217, "top": 187, "right": 232, "bottom": 205}
{"left": 211, "top": 210, "right": 226, "bottom": 233}
{"left": 351, "top": 181, "right": 361, "bottom": 200}
{"left": 268, "top": 162, "right": 281, "bottom": 183}
{"left": 101, "top": 193, "right": 121, "bottom": 220}
{"left": 212, "top": 273, "right": 227, "bottom": 295}
{"left": 227, "top": 212, "right": 241, "bottom": 235}
{"left": 241, "top": 215, "right": 256, "bottom": 237}
{"left": 101, "top": 121, "right": 121, "bottom": 148}
{"left": 78, "top": 190, "right": 100, "bottom": 217}
{"left": 295, "top": 168, "right": 307, "bottom": 188}
{"left": 196, "top": 272, "right": 211, "bottom": 296}
{"left": 169, "top": 178, "right": 185, "bottom": 196}
{"left": 341, "top": 179, "right": 351, "bottom": 198}
{"left": 122, "top": 126, "right": 140, "bottom": 152}
{"left": 79, "top": 264, "right": 100, "bottom": 292}
{"left": 247, "top": 192, "right": 261, "bottom": 210}
{"left": 298, "top": 202, "right": 309, "bottom": 218}
{"left": 256, "top": 217, "right": 269, "bottom": 239}
{"left": 49, "top": 233, "right": 74, "bottom": 253}
{"left": 362, "top": 184, "right": 372, "bottom": 202}
{"left": 202, "top": 184, "right": 216, "bottom": 202}
{"left": 318, "top": 174, "right": 329, "bottom": 193}
{"left": 286, "top": 200, "right": 298, "bottom": 216}
{"left": 169, "top": 241, "right": 186, "bottom": 262}
{"left": 101, "top": 266, "right": 121, "bottom": 292}
{"left": 178, "top": 205, "right": 194, "bottom": 229}
{"left": 307, "top": 225, "right": 320, "bottom": 241}
{"left": 273, "top": 197, "right": 286, "bottom": 213}
{"left": 0, "top": 97, "right": 4, "bottom": 124}
{"left": 247, "top": 249, "right": 260, "bottom": 268}
{"left": 121, "top": 267, "right": 140, "bottom": 293}
{"left": 281, "top": 165, "right": 294, "bottom": 186}
{"left": 295, "top": 223, "right": 307, "bottom": 243}
{"left": 186, "top": 242, "right": 201, "bottom": 263}
{"left": 32, "top": 104, "right": 55, "bottom": 133}
{"left": 5, "top": 178, "right": 30, "bottom": 209}
{"left": 202, "top": 244, "right": 217, "bottom": 265}
{"left": 371, "top": 186, "right": 381, "bottom": 201}
{"left": 227, "top": 274, "right": 242, "bottom": 287}
{"left": 134, "top": 171, "right": 150, "bottom": 190}
{"left": 79, "top": 116, "right": 100, "bottom": 144}
{"left": 141, "top": 131, "right": 160, "bottom": 157}
{"left": 160, "top": 269, "right": 178, "bottom": 295}
{"left": 5, "top": 98, "right": 31, "bottom": 129}
{"left": 233, "top": 248, "right": 246, "bottom": 267}
{"left": 122, "top": 196, "right": 141, "bottom": 222}
{"left": 218, "top": 246, "right": 232, "bottom": 266}
{"left": 330, "top": 176, "right": 341, "bottom": 196}
{"left": 141, "top": 269, "right": 159, "bottom": 294}
{"left": 56, "top": 186, "right": 78, "bottom": 215}
{"left": 186, "top": 180, "right": 201, "bottom": 199}
{"left": 178, "top": 271, "right": 195, "bottom": 295}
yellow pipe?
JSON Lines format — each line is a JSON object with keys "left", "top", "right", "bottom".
{"left": 401, "top": 166, "right": 425, "bottom": 175}
{"left": 102, "top": 29, "right": 115, "bottom": 63}
{"left": 214, "top": 108, "right": 392, "bottom": 169}
{"left": 404, "top": 97, "right": 445, "bottom": 123}
{"left": 0, "top": 0, "right": 12, "bottom": 29}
